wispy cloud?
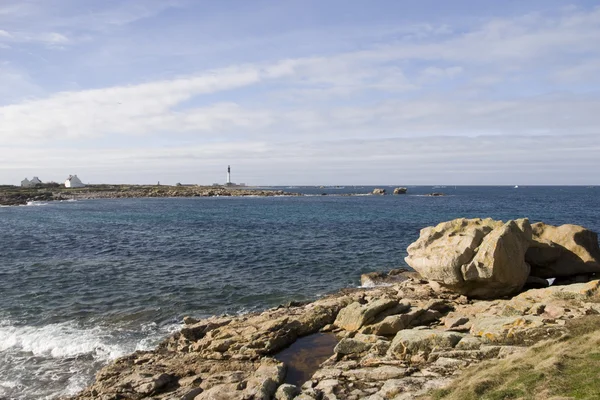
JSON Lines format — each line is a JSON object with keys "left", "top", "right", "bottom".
{"left": 1, "top": 133, "right": 598, "bottom": 185}
{"left": 0, "top": 30, "right": 71, "bottom": 45}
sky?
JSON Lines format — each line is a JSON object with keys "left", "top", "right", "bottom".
{"left": 0, "top": 0, "right": 599, "bottom": 186}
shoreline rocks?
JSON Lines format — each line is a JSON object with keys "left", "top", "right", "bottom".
{"left": 69, "top": 274, "right": 600, "bottom": 400}
{"left": 69, "top": 218, "right": 600, "bottom": 400}
{"left": 0, "top": 185, "right": 301, "bottom": 206}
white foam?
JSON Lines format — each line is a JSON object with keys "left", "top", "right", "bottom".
{"left": 359, "top": 282, "right": 392, "bottom": 288}
{"left": 135, "top": 322, "right": 182, "bottom": 351}
{"left": 25, "top": 201, "right": 49, "bottom": 206}
{"left": 0, "top": 321, "right": 126, "bottom": 359}
{"left": 0, "top": 319, "right": 182, "bottom": 399}
{"left": 0, "top": 380, "right": 19, "bottom": 389}
{"left": 62, "top": 373, "right": 90, "bottom": 397}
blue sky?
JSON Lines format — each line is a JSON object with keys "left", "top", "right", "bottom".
{"left": 1, "top": 0, "right": 599, "bottom": 185}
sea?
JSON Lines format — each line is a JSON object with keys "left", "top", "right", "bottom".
{"left": 0, "top": 186, "right": 599, "bottom": 399}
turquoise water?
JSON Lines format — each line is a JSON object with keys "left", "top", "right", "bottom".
{"left": 0, "top": 186, "right": 598, "bottom": 398}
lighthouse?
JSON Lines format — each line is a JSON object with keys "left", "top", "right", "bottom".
{"left": 227, "top": 165, "right": 231, "bottom": 185}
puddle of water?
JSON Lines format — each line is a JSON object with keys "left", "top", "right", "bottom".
{"left": 274, "top": 333, "right": 338, "bottom": 386}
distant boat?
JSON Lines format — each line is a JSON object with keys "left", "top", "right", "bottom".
{"left": 514, "top": 185, "right": 519, "bottom": 188}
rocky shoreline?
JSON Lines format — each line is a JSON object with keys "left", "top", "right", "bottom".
{"left": 68, "top": 218, "right": 600, "bottom": 400}
{"left": 0, "top": 185, "right": 300, "bottom": 206}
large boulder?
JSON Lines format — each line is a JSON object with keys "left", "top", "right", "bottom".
{"left": 405, "top": 218, "right": 532, "bottom": 299}
{"left": 526, "top": 222, "right": 600, "bottom": 278}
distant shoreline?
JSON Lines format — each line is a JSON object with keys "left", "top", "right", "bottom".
{"left": 0, "top": 184, "right": 301, "bottom": 206}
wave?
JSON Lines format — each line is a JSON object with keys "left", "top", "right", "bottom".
{"left": 0, "top": 319, "right": 181, "bottom": 399}
{"left": 359, "top": 282, "right": 392, "bottom": 288}
{"left": 25, "top": 201, "right": 49, "bottom": 206}
{"left": 0, "top": 320, "right": 127, "bottom": 359}
{"left": 0, "top": 319, "right": 181, "bottom": 359}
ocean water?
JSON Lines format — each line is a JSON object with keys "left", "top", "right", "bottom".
{"left": 0, "top": 186, "right": 598, "bottom": 399}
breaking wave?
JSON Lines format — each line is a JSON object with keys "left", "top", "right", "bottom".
{"left": 0, "top": 319, "right": 179, "bottom": 399}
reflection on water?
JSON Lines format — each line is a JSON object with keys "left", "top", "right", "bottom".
{"left": 275, "top": 333, "right": 338, "bottom": 386}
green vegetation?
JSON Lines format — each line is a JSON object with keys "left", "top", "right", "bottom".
{"left": 424, "top": 316, "right": 600, "bottom": 400}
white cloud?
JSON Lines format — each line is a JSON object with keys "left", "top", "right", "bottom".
{"left": 0, "top": 65, "right": 275, "bottom": 140}
{"left": 1, "top": 3, "right": 599, "bottom": 184}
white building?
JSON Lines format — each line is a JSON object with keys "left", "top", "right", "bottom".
{"left": 64, "top": 175, "right": 85, "bottom": 188}
{"left": 21, "top": 177, "right": 42, "bottom": 187}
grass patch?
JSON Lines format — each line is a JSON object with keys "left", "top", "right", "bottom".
{"left": 421, "top": 316, "right": 600, "bottom": 400}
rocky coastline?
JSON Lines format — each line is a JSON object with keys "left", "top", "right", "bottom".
{"left": 0, "top": 185, "right": 300, "bottom": 206}
{"left": 69, "top": 218, "right": 600, "bottom": 400}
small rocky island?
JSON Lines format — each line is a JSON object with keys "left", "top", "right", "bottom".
{"left": 70, "top": 218, "right": 600, "bottom": 400}
{"left": 0, "top": 184, "right": 299, "bottom": 206}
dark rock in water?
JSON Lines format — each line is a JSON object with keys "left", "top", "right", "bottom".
{"left": 360, "top": 267, "right": 419, "bottom": 287}
{"left": 183, "top": 316, "right": 199, "bottom": 325}
{"left": 426, "top": 192, "right": 445, "bottom": 196}
{"left": 284, "top": 300, "right": 309, "bottom": 308}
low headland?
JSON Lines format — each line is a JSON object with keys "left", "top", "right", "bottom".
{"left": 0, "top": 184, "right": 300, "bottom": 206}
{"left": 0, "top": 185, "right": 419, "bottom": 206}
{"left": 69, "top": 217, "right": 600, "bottom": 400}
